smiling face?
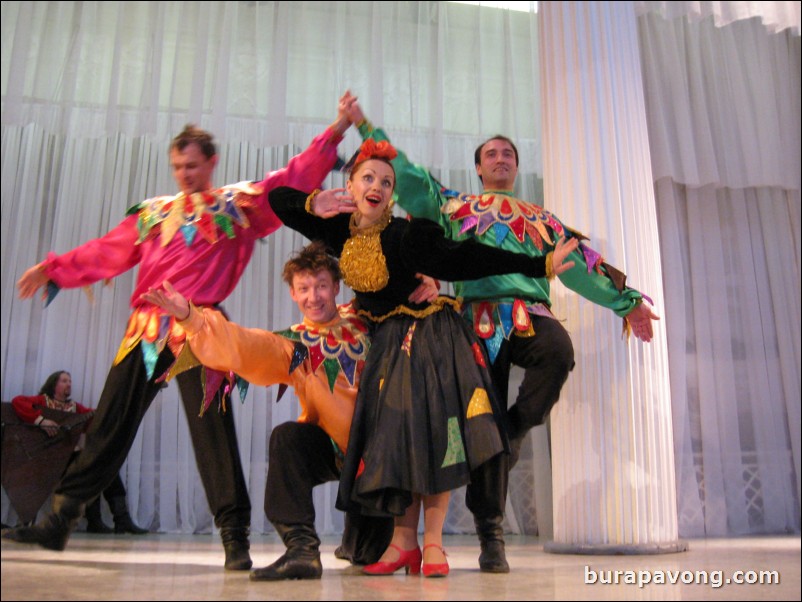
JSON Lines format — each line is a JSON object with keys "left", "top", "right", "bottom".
{"left": 475, "top": 138, "right": 518, "bottom": 191}
{"left": 289, "top": 269, "right": 340, "bottom": 324}
{"left": 170, "top": 142, "right": 218, "bottom": 196}
{"left": 346, "top": 159, "right": 396, "bottom": 227}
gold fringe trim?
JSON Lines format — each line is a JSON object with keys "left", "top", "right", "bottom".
{"left": 358, "top": 296, "right": 461, "bottom": 324}
{"left": 545, "top": 251, "right": 555, "bottom": 280}
{"left": 305, "top": 189, "right": 321, "bottom": 215}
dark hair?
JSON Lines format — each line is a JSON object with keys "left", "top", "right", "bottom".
{"left": 170, "top": 124, "right": 216, "bottom": 159}
{"left": 39, "top": 371, "right": 70, "bottom": 398}
{"left": 282, "top": 241, "right": 341, "bottom": 286}
{"left": 474, "top": 135, "right": 520, "bottom": 167}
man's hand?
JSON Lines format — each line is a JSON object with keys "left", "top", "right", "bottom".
{"left": 17, "top": 263, "right": 48, "bottom": 300}
{"left": 311, "top": 188, "right": 356, "bottom": 218}
{"left": 39, "top": 418, "right": 59, "bottom": 437}
{"left": 626, "top": 302, "right": 660, "bottom": 343}
{"left": 141, "top": 281, "right": 191, "bottom": 320}
{"left": 551, "top": 237, "right": 579, "bottom": 276}
{"left": 408, "top": 274, "right": 440, "bottom": 304}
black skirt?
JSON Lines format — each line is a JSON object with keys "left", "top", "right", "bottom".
{"left": 336, "top": 303, "right": 508, "bottom": 517}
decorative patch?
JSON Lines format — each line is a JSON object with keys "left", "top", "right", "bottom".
{"left": 473, "top": 302, "right": 495, "bottom": 339}
{"left": 471, "top": 343, "right": 487, "bottom": 368}
{"left": 441, "top": 417, "right": 467, "bottom": 467}
{"left": 466, "top": 388, "right": 492, "bottom": 419}
{"left": 465, "top": 301, "right": 539, "bottom": 352}
{"left": 401, "top": 322, "right": 417, "bottom": 357}
{"left": 113, "top": 306, "right": 190, "bottom": 379}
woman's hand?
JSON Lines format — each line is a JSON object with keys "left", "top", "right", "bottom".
{"left": 551, "top": 237, "right": 579, "bottom": 276}
{"left": 311, "top": 188, "right": 357, "bottom": 218}
{"left": 408, "top": 273, "right": 440, "bottom": 304}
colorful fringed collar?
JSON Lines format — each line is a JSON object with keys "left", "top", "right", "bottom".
{"left": 128, "top": 181, "right": 263, "bottom": 246}
{"left": 441, "top": 188, "right": 615, "bottom": 277}
{"left": 274, "top": 303, "right": 370, "bottom": 392}
{"left": 441, "top": 188, "right": 565, "bottom": 250}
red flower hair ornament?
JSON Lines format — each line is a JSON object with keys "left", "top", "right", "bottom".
{"left": 352, "top": 139, "right": 398, "bottom": 168}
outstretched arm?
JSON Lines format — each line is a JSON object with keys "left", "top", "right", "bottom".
{"left": 17, "top": 215, "right": 142, "bottom": 301}
{"left": 402, "top": 218, "right": 577, "bottom": 282}
{"left": 142, "top": 282, "right": 297, "bottom": 386}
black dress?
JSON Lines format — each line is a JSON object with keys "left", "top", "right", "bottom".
{"left": 269, "top": 187, "right": 547, "bottom": 517}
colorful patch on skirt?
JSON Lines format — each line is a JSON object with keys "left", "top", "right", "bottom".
{"left": 441, "top": 417, "right": 467, "bottom": 467}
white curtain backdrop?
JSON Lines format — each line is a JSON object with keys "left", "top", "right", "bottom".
{"left": 2, "top": 0, "right": 799, "bottom": 540}
{"left": 635, "top": 7, "right": 801, "bottom": 535}
{"left": 1, "top": 1, "right": 547, "bottom": 536}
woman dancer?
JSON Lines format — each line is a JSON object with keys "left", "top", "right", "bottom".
{"left": 269, "top": 139, "right": 577, "bottom": 577}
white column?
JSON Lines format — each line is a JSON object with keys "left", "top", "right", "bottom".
{"left": 539, "top": 1, "right": 685, "bottom": 554}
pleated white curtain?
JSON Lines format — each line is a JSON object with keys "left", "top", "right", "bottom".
{"left": 635, "top": 7, "right": 801, "bottom": 535}
{"left": 0, "top": 1, "right": 547, "bottom": 535}
{"left": 3, "top": 0, "right": 799, "bottom": 541}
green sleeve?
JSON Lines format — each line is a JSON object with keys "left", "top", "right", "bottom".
{"left": 558, "top": 234, "right": 643, "bottom": 317}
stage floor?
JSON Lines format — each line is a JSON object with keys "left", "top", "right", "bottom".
{"left": 2, "top": 533, "right": 799, "bottom": 600}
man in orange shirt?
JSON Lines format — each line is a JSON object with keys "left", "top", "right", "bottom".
{"left": 143, "top": 241, "right": 437, "bottom": 581}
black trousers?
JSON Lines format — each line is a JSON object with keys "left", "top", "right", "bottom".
{"left": 55, "top": 344, "right": 251, "bottom": 529}
{"left": 266, "top": 421, "right": 392, "bottom": 563}
{"left": 466, "top": 314, "right": 575, "bottom": 520}
{"left": 66, "top": 450, "right": 126, "bottom": 502}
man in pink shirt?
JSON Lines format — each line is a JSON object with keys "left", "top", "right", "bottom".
{"left": 4, "top": 97, "right": 353, "bottom": 570}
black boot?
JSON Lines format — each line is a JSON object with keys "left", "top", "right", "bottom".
{"left": 109, "top": 496, "right": 148, "bottom": 534}
{"left": 475, "top": 514, "right": 510, "bottom": 573}
{"left": 85, "top": 497, "right": 113, "bottom": 534}
{"left": 1, "top": 494, "right": 85, "bottom": 551}
{"left": 221, "top": 526, "right": 252, "bottom": 571}
{"left": 250, "top": 523, "right": 322, "bottom": 581}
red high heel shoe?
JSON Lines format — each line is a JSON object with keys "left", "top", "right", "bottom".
{"left": 362, "top": 543, "right": 422, "bottom": 575}
{"left": 422, "top": 543, "right": 449, "bottom": 578}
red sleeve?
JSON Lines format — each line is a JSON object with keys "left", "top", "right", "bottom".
{"left": 245, "top": 127, "right": 342, "bottom": 237}
{"left": 42, "top": 215, "right": 142, "bottom": 289}
{"left": 11, "top": 395, "right": 46, "bottom": 424}
{"left": 75, "top": 402, "right": 93, "bottom": 415}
